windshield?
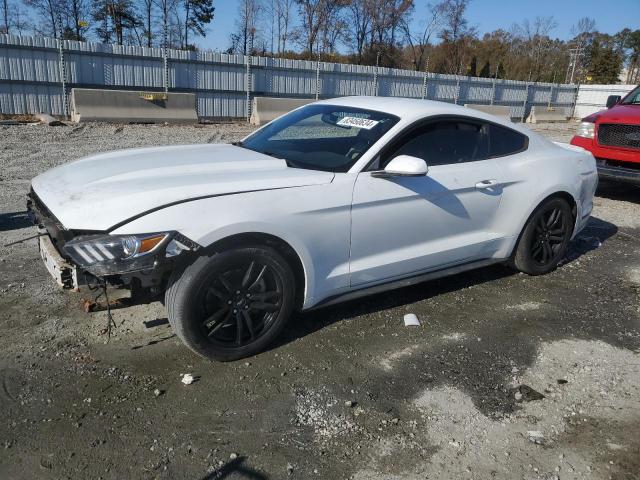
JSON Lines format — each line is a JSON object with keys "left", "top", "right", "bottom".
{"left": 621, "top": 85, "right": 640, "bottom": 105}
{"left": 238, "top": 104, "right": 400, "bottom": 172}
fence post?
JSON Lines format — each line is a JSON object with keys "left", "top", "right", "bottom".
{"left": 547, "top": 82, "right": 554, "bottom": 109}
{"left": 315, "top": 52, "right": 321, "bottom": 100}
{"left": 163, "top": 18, "right": 169, "bottom": 94}
{"left": 57, "top": 38, "right": 68, "bottom": 118}
{"left": 520, "top": 82, "right": 530, "bottom": 122}
{"left": 372, "top": 51, "right": 380, "bottom": 96}
{"left": 421, "top": 71, "right": 428, "bottom": 99}
{"left": 490, "top": 78, "right": 496, "bottom": 105}
{"left": 454, "top": 76, "right": 460, "bottom": 104}
{"left": 570, "top": 82, "right": 580, "bottom": 119}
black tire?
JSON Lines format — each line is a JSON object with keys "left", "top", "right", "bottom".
{"left": 166, "top": 245, "right": 296, "bottom": 361}
{"left": 512, "top": 197, "right": 573, "bottom": 276}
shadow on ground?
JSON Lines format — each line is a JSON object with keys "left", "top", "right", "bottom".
{"left": 597, "top": 181, "right": 640, "bottom": 204}
{"left": 199, "top": 456, "right": 268, "bottom": 480}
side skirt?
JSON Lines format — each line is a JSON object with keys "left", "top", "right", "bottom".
{"left": 307, "top": 258, "right": 505, "bottom": 310}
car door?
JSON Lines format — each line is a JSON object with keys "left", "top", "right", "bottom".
{"left": 349, "top": 118, "right": 506, "bottom": 287}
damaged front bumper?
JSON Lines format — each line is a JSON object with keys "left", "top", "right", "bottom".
{"left": 37, "top": 230, "right": 85, "bottom": 290}
{"left": 27, "top": 188, "right": 198, "bottom": 293}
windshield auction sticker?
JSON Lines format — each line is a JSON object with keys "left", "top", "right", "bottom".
{"left": 336, "top": 116, "right": 380, "bottom": 129}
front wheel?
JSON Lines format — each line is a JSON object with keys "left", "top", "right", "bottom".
{"left": 512, "top": 197, "right": 574, "bottom": 276}
{"left": 166, "top": 245, "right": 296, "bottom": 361}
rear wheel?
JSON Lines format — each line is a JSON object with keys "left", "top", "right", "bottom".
{"left": 512, "top": 197, "right": 573, "bottom": 275}
{"left": 166, "top": 246, "right": 295, "bottom": 361}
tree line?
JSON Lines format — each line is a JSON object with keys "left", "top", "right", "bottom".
{"left": 1, "top": 0, "right": 638, "bottom": 84}
{"left": 0, "top": 0, "right": 214, "bottom": 50}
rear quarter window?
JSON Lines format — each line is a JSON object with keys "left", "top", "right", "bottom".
{"left": 489, "top": 124, "right": 528, "bottom": 157}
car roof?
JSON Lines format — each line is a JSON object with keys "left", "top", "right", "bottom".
{"left": 315, "top": 96, "right": 469, "bottom": 119}
{"left": 314, "top": 96, "right": 537, "bottom": 137}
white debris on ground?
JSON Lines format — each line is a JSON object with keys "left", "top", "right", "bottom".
{"left": 506, "top": 302, "right": 543, "bottom": 311}
{"left": 181, "top": 373, "right": 195, "bottom": 385}
{"left": 293, "top": 388, "right": 359, "bottom": 443}
{"left": 403, "top": 313, "right": 420, "bottom": 327}
{"left": 379, "top": 345, "right": 419, "bottom": 372}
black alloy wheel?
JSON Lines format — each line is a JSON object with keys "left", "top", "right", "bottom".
{"left": 166, "top": 245, "right": 296, "bottom": 361}
{"left": 198, "top": 259, "right": 283, "bottom": 347}
{"left": 512, "top": 197, "right": 573, "bottom": 275}
{"left": 529, "top": 205, "right": 567, "bottom": 266}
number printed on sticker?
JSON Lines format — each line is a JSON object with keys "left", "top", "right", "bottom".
{"left": 336, "top": 116, "right": 380, "bottom": 129}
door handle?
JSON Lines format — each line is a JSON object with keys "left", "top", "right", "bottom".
{"left": 475, "top": 179, "right": 500, "bottom": 189}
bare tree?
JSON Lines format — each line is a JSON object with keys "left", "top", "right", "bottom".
{"left": 62, "top": 0, "right": 91, "bottom": 40}
{"left": 438, "top": 0, "right": 476, "bottom": 74}
{"left": 24, "top": 0, "right": 62, "bottom": 37}
{"left": 513, "top": 16, "right": 558, "bottom": 81}
{"left": 1, "top": 0, "right": 9, "bottom": 33}
{"left": 229, "top": 0, "right": 260, "bottom": 54}
{"left": 9, "top": 4, "right": 31, "bottom": 34}
{"left": 566, "top": 16, "right": 596, "bottom": 82}
{"left": 368, "top": 0, "right": 412, "bottom": 49}
{"left": 345, "top": 0, "right": 373, "bottom": 64}
{"left": 295, "top": 0, "right": 323, "bottom": 56}
{"left": 139, "top": 0, "right": 154, "bottom": 46}
{"left": 401, "top": 0, "right": 446, "bottom": 71}
{"left": 274, "top": 0, "right": 294, "bottom": 54}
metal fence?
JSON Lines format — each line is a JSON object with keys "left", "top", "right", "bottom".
{"left": 0, "top": 34, "right": 578, "bottom": 120}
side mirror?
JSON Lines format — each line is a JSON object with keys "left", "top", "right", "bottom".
{"left": 606, "top": 95, "right": 621, "bottom": 109}
{"left": 372, "top": 155, "right": 428, "bottom": 178}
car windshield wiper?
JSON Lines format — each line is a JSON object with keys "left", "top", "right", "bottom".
{"left": 231, "top": 141, "right": 244, "bottom": 147}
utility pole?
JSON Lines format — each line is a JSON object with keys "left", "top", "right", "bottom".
{"left": 567, "top": 46, "right": 583, "bottom": 84}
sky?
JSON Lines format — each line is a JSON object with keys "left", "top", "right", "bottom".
{"left": 198, "top": 0, "right": 640, "bottom": 53}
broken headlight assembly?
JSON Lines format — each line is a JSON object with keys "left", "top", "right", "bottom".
{"left": 63, "top": 232, "right": 195, "bottom": 276}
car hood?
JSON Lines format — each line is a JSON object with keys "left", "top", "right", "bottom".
{"left": 591, "top": 104, "right": 640, "bottom": 124}
{"left": 31, "top": 144, "right": 335, "bottom": 231}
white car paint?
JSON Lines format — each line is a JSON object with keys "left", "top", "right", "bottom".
{"left": 30, "top": 97, "right": 598, "bottom": 309}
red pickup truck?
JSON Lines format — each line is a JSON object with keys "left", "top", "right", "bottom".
{"left": 571, "top": 85, "right": 640, "bottom": 184}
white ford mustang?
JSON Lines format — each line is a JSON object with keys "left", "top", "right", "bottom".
{"left": 28, "top": 97, "right": 598, "bottom": 360}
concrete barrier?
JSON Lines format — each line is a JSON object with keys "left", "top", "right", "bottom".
{"left": 464, "top": 104, "right": 512, "bottom": 120}
{"left": 70, "top": 89, "right": 198, "bottom": 123}
{"left": 250, "top": 97, "right": 315, "bottom": 125}
{"left": 526, "top": 106, "right": 568, "bottom": 124}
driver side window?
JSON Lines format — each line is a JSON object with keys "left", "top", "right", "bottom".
{"left": 380, "top": 120, "right": 489, "bottom": 169}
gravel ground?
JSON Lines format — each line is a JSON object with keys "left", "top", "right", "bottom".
{"left": 0, "top": 121, "right": 639, "bottom": 480}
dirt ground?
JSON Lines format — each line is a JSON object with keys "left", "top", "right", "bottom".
{"left": 0, "top": 121, "right": 639, "bottom": 480}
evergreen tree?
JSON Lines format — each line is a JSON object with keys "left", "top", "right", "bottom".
{"left": 585, "top": 34, "right": 623, "bottom": 83}
{"left": 467, "top": 55, "right": 477, "bottom": 76}
{"left": 478, "top": 60, "right": 490, "bottom": 78}
{"left": 93, "top": 0, "right": 141, "bottom": 45}
{"left": 183, "top": 0, "right": 215, "bottom": 49}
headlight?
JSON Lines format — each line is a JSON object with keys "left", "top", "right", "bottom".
{"left": 576, "top": 121, "right": 595, "bottom": 139}
{"left": 63, "top": 232, "right": 184, "bottom": 275}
